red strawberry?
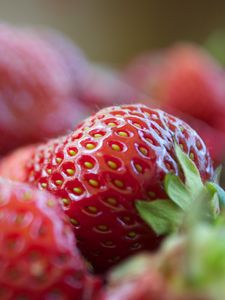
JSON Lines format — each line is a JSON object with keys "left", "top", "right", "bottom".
{"left": 25, "top": 104, "right": 213, "bottom": 272}
{"left": 0, "top": 24, "right": 91, "bottom": 154}
{"left": 0, "top": 178, "right": 101, "bottom": 299}
{"left": 0, "top": 145, "right": 36, "bottom": 182}
{"left": 124, "top": 43, "right": 225, "bottom": 163}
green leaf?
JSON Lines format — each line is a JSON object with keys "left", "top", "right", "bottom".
{"left": 212, "top": 165, "right": 222, "bottom": 184}
{"left": 206, "top": 182, "right": 225, "bottom": 207}
{"left": 164, "top": 173, "right": 190, "bottom": 210}
{"left": 175, "top": 143, "right": 203, "bottom": 191}
{"left": 136, "top": 200, "right": 182, "bottom": 235}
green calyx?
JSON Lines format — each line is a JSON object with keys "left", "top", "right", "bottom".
{"left": 136, "top": 144, "right": 225, "bottom": 235}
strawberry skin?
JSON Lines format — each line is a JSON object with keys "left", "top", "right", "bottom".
{"left": 25, "top": 104, "right": 213, "bottom": 272}
{"left": 0, "top": 179, "right": 100, "bottom": 299}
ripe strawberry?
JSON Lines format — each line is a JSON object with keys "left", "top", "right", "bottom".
{"left": 0, "top": 178, "right": 101, "bottom": 299}
{"left": 0, "top": 24, "right": 91, "bottom": 154}
{"left": 124, "top": 43, "right": 225, "bottom": 163}
{"left": 25, "top": 104, "right": 213, "bottom": 272}
{"left": 0, "top": 145, "right": 36, "bottom": 182}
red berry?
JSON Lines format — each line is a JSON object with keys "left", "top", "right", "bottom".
{"left": 0, "top": 24, "right": 90, "bottom": 154}
{"left": 0, "top": 179, "right": 100, "bottom": 299}
{"left": 25, "top": 104, "right": 213, "bottom": 272}
{"left": 124, "top": 43, "right": 225, "bottom": 163}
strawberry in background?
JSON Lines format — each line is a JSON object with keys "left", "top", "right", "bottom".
{"left": 81, "top": 64, "right": 144, "bottom": 111}
{"left": 0, "top": 24, "right": 91, "bottom": 155}
{"left": 124, "top": 43, "right": 225, "bottom": 164}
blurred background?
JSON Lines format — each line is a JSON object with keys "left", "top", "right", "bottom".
{"left": 0, "top": 0, "right": 225, "bottom": 170}
{"left": 1, "top": 0, "right": 225, "bottom": 65}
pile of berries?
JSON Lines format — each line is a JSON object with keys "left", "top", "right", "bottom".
{"left": 0, "top": 23, "right": 225, "bottom": 300}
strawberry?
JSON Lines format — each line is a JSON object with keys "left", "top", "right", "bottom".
{"left": 0, "top": 24, "right": 91, "bottom": 154}
{"left": 0, "top": 178, "right": 101, "bottom": 299}
{"left": 0, "top": 145, "right": 36, "bottom": 182}
{"left": 25, "top": 104, "right": 213, "bottom": 272}
{"left": 124, "top": 43, "right": 225, "bottom": 163}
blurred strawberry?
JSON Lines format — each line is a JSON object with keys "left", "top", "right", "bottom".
{"left": 0, "top": 24, "right": 91, "bottom": 154}
{"left": 124, "top": 43, "right": 225, "bottom": 163}
{"left": 0, "top": 178, "right": 101, "bottom": 299}
{"left": 0, "top": 145, "right": 36, "bottom": 182}
{"left": 81, "top": 64, "right": 144, "bottom": 110}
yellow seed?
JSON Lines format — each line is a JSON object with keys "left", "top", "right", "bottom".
{"left": 179, "top": 143, "right": 184, "bottom": 150}
{"left": 56, "top": 157, "right": 62, "bottom": 164}
{"left": 97, "top": 225, "right": 108, "bottom": 232}
{"left": 47, "top": 199, "right": 55, "bottom": 207}
{"left": 111, "top": 144, "right": 121, "bottom": 151}
{"left": 108, "top": 122, "right": 116, "bottom": 127}
{"left": 62, "top": 198, "right": 70, "bottom": 205}
{"left": 83, "top": 127, "right": 89, "bottom": 131}
{"left": 190, "top": 152, "right": 195, "bottom": 160}
{"left": 55, "top": 180, "right": 63, "bottom": 186}
{"left": 146, "top": 138, "right": 153, "bottom": 144}
{"left": 165, "top": 162, "right": 172, "bottom": 170}
{"left": 106, "top": 197, "right": 117, "bottom": 205}
{"left": 134, "top": 163, "right": 143, "bottom": 173}
{"left": 134, "top": 123, "right": 141, "bottom": 128}
{"left": 107, "top": 161, "right": 117, "bottom": 169}
{"left": 84, "top": 161, "right": 94, "bottom": 169}
{"left": 47, "top": 168, "right": 52, "bottom": 174}
{"left": 179, "top": 126, "right": 184, "bottom": 132}
{"left": 139, "top": 147, "right": 148, "bottom": 156}
{"left": 123, "top": 216, "right": 131, "bottom": 222}
{"left": 70, "top": 218, "right": 79, "bottom": 226}
{"left": 127, "top": 231, "right": 137, "bottom": 238}
{"left": 41, "top": 183, "right": 47, "bottom": 189}
{"left": 66, "top": 169, "right": 75, "bottom": 176}
{"left": 23, "top": 192, "right": 32, "bottom": 201}
{"left": 118, "top": 131, "right": 128, "bottom": 137}
{"left": 93, "top": 133, "right": 102, "bottom": 138}
{"left": 89, "top": 179, "right": 99, "bottom": 187}
{"left": 73, "top": 187, "right": 83, "bottom": 195}
{"left": 104, "top": 240, "right": 114, "bottom": 246}
{"left": 68, "top": 150, "right": 76, "bottom": 156}
{"left": 114, "top": 179, "right": 124, "bottom": 188}
{"left": 86, "top": 206, "right": 98, "bottom": 214}
{"left": 86, "top": 143, "right": 95, "bottom": 150}
{"left": 196, "top": 140, "right": 201, "bottom": 149}
{"left": 148, "top": 191, "right": 156, "bottom": 198}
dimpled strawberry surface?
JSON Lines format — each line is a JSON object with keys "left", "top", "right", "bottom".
{"left": 25, "top": 104, "right": 213, "bottom": 272}
{"left": 0, "top": 179, "right": 100, "bottom": 299}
